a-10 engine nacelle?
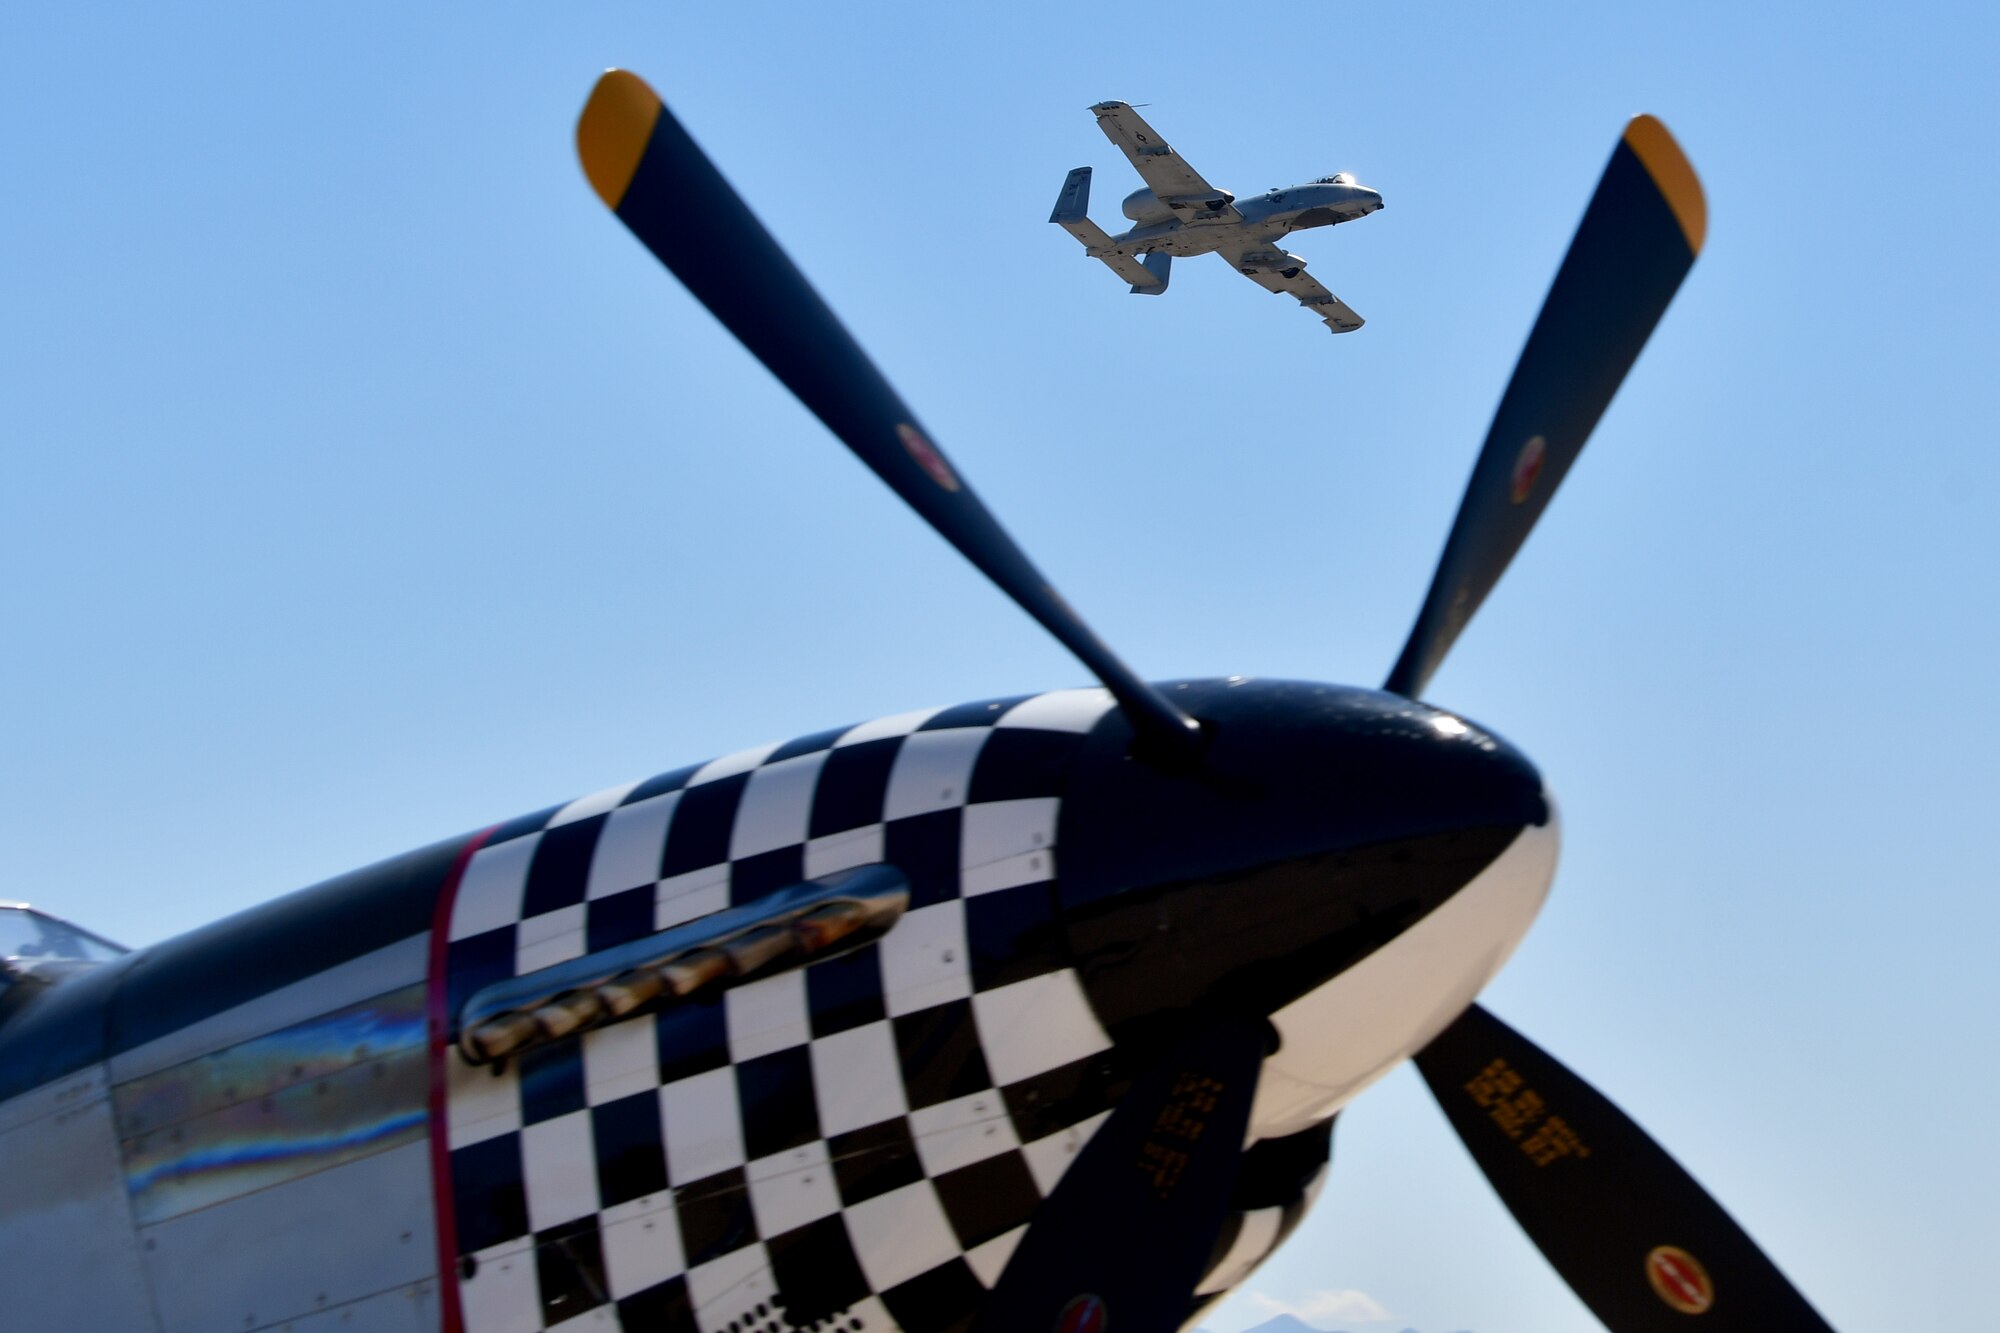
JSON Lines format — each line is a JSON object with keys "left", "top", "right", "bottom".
{"left": 1121, "top": 187, "right": 1177, "bottom": 225}
{"left": 1122, "top": 185, "right": 1234, "bottom": 225}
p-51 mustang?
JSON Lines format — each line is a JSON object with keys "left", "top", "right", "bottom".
{"left": 0, "top": 68, "right": 1838, "bottom": 1333}
{"left": 1050, "top": 100, "right": 1384, "bottom": 332}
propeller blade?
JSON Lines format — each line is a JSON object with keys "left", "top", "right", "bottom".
{"left": 1384, "top": 116, "right": 1706, "bottom": 699}
{"left": 576, "top": 70, "right": 1202, "bottom": 761}
{"left": 974, "top": 1017, "right": 1271, "bottom": 1333}
{"left": 1416, "top": 1003, "right": 1835, "bottom": 1331}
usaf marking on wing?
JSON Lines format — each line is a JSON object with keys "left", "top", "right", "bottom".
{"left": 1050, "top": 101, "right": 1384, "bottom": 332}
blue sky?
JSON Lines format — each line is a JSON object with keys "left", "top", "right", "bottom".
{"left": 3, "top": 5, "right": 1993, "bottom": 1329}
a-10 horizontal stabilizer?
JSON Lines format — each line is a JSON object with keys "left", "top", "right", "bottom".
{"left": 1048, "top": 165, "right": 1094, "bottom": 227}
{"left": 1049, "top": 165, "right": 1167, "bottom": 293}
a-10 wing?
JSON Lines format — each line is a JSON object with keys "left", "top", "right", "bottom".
{"left": 1223, "top": 246, "right": 1365, "bottom": 333}
{"left": 1091, "top": 100, "right": 1242, "bottom": 221}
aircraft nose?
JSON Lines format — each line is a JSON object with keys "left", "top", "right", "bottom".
{"left": 1057, "top": 681, "right": 1552, "bottom": 1044}
{"left": 1251, "top": 792, "right": 1557, "bottom": 1133}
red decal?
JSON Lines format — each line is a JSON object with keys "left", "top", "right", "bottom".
{"left": 1056, "top": 1293, "right": 1109, "bottom": 1333}
{"left": 427, "top": 824, "right": 501, "bottom": 1333}
{"left": 1646, "top": 1244, "right": 1715, "bottom": 1315}
{"left": 1509, "top": 434, "right": 1547, "bottom": 505}
{"left": 898, "top": 423, "right": 961, "bottom": 493}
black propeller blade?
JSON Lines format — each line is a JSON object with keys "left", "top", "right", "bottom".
{"left": 1416, "top": 1003, "right": 1834, "bottom": 1331}
{"left": 974, "top": 1017, "right": 1271, "bottom": 1333}
{"left": 1385, "top": 116, "right": 1706, "bottom": 700}
{"left": 576, "top": 70, "right": 1203, "bottom": 761}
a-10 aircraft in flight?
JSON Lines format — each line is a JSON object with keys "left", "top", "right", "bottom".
{"left": 1050, "top": 100, "right": 1384, "bottom": 332}
{"left": 0, "top": 69, "right": 1840, "bottom": 1333}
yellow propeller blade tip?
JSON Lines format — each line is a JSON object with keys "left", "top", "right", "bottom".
{"left": 577, "top": 69, "right": 663, "bottom": 211}
{"left": 1622, "top": 114, "right": 1707, "bottom": 255}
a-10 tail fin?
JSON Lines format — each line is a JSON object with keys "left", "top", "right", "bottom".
{"left": 1048, "top": 166, "right": 1167, "bottom": 295}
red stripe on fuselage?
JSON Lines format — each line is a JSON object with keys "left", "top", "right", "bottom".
{"left": 426, "top": 826, "right": 500, "bottom": 1333}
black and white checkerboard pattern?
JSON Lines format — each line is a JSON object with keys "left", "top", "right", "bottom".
{"left": 440, "top": 688, "right": 1138, "bottom": 1333}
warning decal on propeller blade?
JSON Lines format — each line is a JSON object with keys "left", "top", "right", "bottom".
{"left": 1646, "top": 1244, "right": 1715, "bottom": 1315}
{"left": 1509, "top": 434, "right": 1548, "bottom": 504}
{"left": 1056, "top": 1293, "right": 1109, "bottom": 1333}
{"left": 897, "top": 423, "right": 961, "bottom": 492}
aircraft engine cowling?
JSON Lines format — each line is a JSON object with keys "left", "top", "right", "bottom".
{"left": 1121, "top": 187, "right": 1176, "bottom": 225}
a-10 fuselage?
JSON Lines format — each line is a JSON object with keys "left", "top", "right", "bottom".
{"left": 1110, "top": 176, "right": 1385, "bottom": 258}
{"left": 0, "top": 677, "right": 1555, "bottom": 1333}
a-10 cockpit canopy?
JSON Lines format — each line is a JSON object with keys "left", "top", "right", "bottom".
{"left": 0, "top": 902, "right": 126, "bottom": 964}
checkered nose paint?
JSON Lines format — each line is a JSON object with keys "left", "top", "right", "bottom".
{"left": 428, "top": 678, "right": 1557, "bottom": 1333}
{"left": 433, "top": 689, "right": 1127, "bottom": 1333}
